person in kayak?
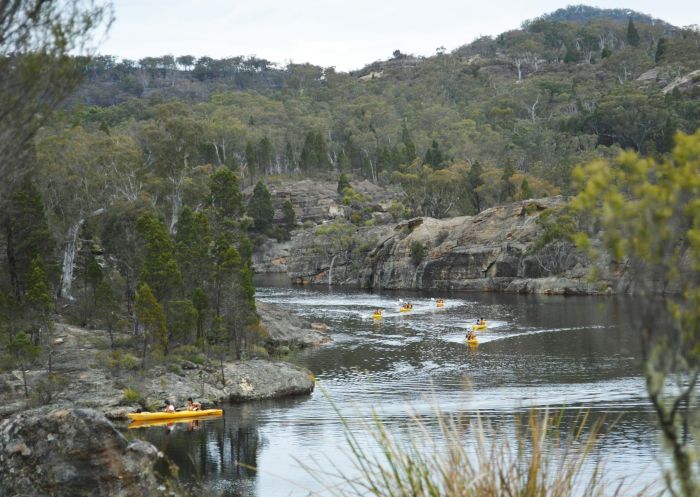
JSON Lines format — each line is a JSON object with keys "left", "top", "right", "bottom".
{"left": 163, "top": 400, "right": 176, "bottom": 412}
{"left": 187, "top": 398, "right": 202, "bottom": 411}
{"left": 466, "top": 329, "right": 476, "bottom": 341}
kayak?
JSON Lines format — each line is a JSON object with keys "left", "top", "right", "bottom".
{"left": 128, "top": 414, "right": 223, "bottom": 429}
{"left": 399, "top": 307, "right": 412, "bottom": 312}
{"left": 372, "top": 313, "right": 382, "bottom": 319}
{"left": 466, "top": 338, "right": 479, "bottom": 346}
{"left": 471, "top": 322, "right": 487, "bottom": 330}
{"left": 436, "top": 302, "right": 445, "bottom": 307}
{"left": 127, "top": 408, "right": 223, "bottom": 421}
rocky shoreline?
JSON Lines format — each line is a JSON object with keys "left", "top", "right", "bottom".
{"left": 0, "top": 302, "right": 328, "bottom": 421}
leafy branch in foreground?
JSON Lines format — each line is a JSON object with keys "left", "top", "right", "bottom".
{"left": 572, "top": 130, "right": 700, "bottom": 497}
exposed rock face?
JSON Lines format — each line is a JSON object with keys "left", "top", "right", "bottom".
{"left": 254, "top": 197, "right": 622, "bottom": 295}
{"left": 0, "top": 408, "right": 174, "bottom": 497}
{"left": 258, "top": 301, "right": 330, "bottom": 348}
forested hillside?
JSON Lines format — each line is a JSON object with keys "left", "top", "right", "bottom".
{"left": 67, "top": 4, "right": 700, "bottom": 200}
{"left": 1, "top": 5, "right": 699, "bottom": 390}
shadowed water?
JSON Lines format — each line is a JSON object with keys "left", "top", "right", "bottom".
{"left": 128, "top": 282, "right": 667, "bottom": 497}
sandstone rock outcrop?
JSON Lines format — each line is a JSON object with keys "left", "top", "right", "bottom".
{"left": 0, "top": 408, "right": 175, "bottom": 497}
{"left": 254, "top": 197, "right": 621, "bottom": 295}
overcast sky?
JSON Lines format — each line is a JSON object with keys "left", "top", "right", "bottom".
{"left": 99, "top": 0, "right": 697, "bottom": 71}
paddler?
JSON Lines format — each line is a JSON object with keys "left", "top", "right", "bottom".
{"left": 163, "top": 400, "right": 176, "bottom": 412}
{"left": 187, "top": 398, "right": 202, "bottom": 411}
{"left": 466, "top": 329, "right": 476, "bottom": 341}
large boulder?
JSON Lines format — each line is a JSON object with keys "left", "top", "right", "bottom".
{"left": 223, "top": 359, "right": 315, "bottom": 401}
{"left": 0, "top": 408, "right": 176, "bottom": 497}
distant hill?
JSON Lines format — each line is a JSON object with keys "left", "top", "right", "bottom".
{"left": 524, "top": 4, "right": 674, "bottom": 29}
{"left": 63, "top": 5, "right": 700, "bottom": 200}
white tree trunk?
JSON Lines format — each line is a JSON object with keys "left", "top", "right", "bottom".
{"left": 59, "top": 219, "right": 85, "bottom": 300}
{"left": 169, "top": 191, "right": 182, "bottom": 234}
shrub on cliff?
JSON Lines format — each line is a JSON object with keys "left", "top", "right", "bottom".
{"left": 410, "top": 241, "right": 425, "bottom": 265}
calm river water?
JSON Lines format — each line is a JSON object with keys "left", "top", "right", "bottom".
{"left": 128, "top": 282, "right": 667, "bottom": 497}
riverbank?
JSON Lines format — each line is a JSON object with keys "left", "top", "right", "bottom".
{"left": 0, "top": 302, "right": 326, "bottom": 420}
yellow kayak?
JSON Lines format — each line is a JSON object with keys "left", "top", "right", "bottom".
{"left": 436, "top": 302, "right": 445, "bottom": 308}
{"left": 127, "top": 408, "right": 223, "bottom": 421}
{"left": 471, "top": 322, "right": 487, "bottom": 330}
{"left": 466, "top": 338, "right": 479, "bottom": 346}
{"left": 128, "top": 414, "right": 223, "bottom": 429}
{"left": 399, "top": 307, "right": 412, "bottom": 312}
{"left": 372, "top": 313, "right": 382, "bottom": 319}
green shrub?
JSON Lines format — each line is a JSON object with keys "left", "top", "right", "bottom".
{"left": 388, "top": 200, "right": 411, "bottom": 221}
{"left": 531, "top": 207, "right": 578, "bottom": 253}
{"left": 171, "top": 344, "right": 205, "bottom": 364}
{"left": 107, "top": 350, "right": 140, "bottom": 370}
{"left": 410, "top": 240, "right": 425, "bottom": 265}
{"left": 122, "top": 387, "right": 142, "bottom": 404}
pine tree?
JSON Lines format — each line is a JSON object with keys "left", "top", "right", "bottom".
{"left": 174, "top": 207, "right": 212, "bottom": 290}
{"left": 337, "top": 173, "right": 351, "bottom": 194}
{"left": 627, "top": 17, "right": 640, "bottom": 47}
{"left": 26, "top": 257, "right": 53, "bottom": 317}
{"left": 400, "top": 123, "right": 416, "bottom": 163}
{"left": 284, "top": 140, "right": 295, "bottom": 170}
{"left": 424, "top": 140, "right": 444, "bottom": 168}
{"left": 655, "top": 38, "right": 667, "bottom": 63}
{"left": 248, "top": 181, "right": 275, "bottom": 233}
{"left": 257, "top": 136, "right": 274, "bottom": 175}
{"left": 467, "top": 161, "right": 484, "bottom": 213}
{"left": 2, "top": 179, "right": 54, "bottom": 302}
{"left": 520, "top": 178, "right": 533, "bottom": 200}
{"left": 499, "top": 163, "right": 516, "bottom": 202}
{"left": 209, "top": 167, "right": 244, "bottom": 220}
{"left": 166, "top": 300, "right": 198, "bottom": 345}
{"left": 245, "top": 141, "right": 256, "bottom": 178}
{"left": 300, "top": 131, "right": 330, "bottom": 171}
{"left": 135, "top": 282, "right": 167, "bottom": 360}
{"left": 136, "top": 214, "right": 182, "bottom": 302}
{"left": 282, "top": 200, "right": 296, "bottom": 232}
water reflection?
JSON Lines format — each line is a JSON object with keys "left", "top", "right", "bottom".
{"left": 128, "top": 284, "right": 666, "bottom": 496}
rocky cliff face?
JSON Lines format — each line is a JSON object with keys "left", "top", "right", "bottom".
{"left": 254, "top": 197, "right": 622, "bottom": 295}
{"left": 0, "top": 408, "right": 176, "bottom": 497}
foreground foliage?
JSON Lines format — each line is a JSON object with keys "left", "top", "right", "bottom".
{"left": 572, "top": 130, "right": 700, "bottom": 496}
